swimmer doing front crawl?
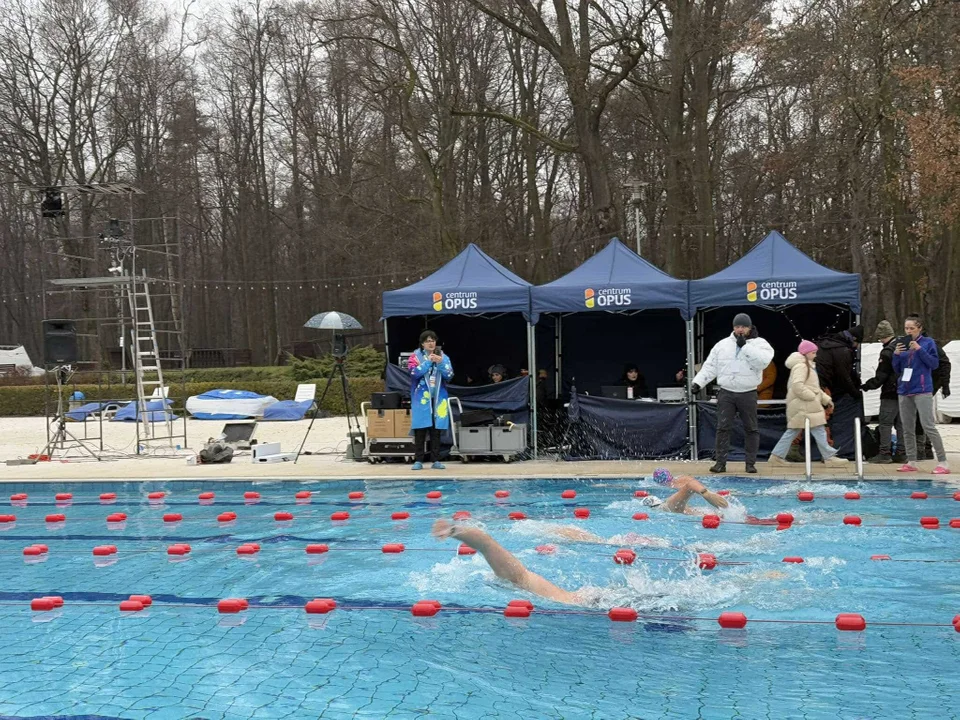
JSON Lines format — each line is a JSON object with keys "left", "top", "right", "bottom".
{"left": 432, "top": 468, "right": 730, "bottom": 605}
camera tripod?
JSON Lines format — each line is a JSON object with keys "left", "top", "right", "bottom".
{"left": 295, "top": 337, "right": 365, "bottom": 462}
{"left": 38, "top": 366, "right": 102, "bottom": 462}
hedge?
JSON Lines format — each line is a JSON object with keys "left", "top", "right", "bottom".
{"left": 0, "top": 365, "right": 295, "bottom": 387}
{"left": 0, "top": 378, "right": 385, "bottom": 417}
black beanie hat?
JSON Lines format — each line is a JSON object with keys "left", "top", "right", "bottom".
{"left": 848, "top": 325, "right": 864, "bottom": 343}
{"left": 732, "top": 313, "right": 752, "bottom": 328}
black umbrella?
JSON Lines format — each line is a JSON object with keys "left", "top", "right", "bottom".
{"left": 303, "top": 311, "right": 363, "bottom": 331}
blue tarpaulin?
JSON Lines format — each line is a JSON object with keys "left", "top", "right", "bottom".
{"left": 532, "top": 238, "right": 691, "bottom": 319}
{"left": 382, "top": 243, "right": 534, "bottom": 321}
{"left": 566, "top": 392, "right": 689, "bottom": 460}
{"left": 263, "top": 400, "right": 314, "bottom": 421}
{"left": 689, "top": 231, "right": 861, "bottom": 313}
{"left": 112, "top": 399, "right": 177, "bottom": 423}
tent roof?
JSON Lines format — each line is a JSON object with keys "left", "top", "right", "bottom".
{"left": 689, "top": 231, "right": 861, "bottom": 313}
{"left": 531, "top": 238, "right": 690, "bottom": 318}
{"left": 382, "top": 243, "right": 533, "bottom": 319}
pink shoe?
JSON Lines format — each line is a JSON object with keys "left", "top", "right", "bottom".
{"left": 932, "top": 465, "right": 950, "bottom": 475}
{"left": 896, "top": 464, "right": 919, "bottom": 472}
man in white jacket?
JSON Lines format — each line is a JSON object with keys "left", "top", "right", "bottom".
{"left": 692, "top": 313, "right": 775, "bottom": 474}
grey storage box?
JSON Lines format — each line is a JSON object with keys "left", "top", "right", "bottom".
{"left": 491, "top": 424, "right": 527, "bottom": 453}
{"left": 458, "top": 426, "right": 492, "bottom": 452}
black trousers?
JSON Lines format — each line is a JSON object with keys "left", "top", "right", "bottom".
{"left": 414, "top": 425, "right": 441, "bottom": 463}
{"left": 714, "top": 388, "right": 759, "bottom": 465}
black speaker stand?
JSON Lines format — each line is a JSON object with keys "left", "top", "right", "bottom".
{"left": 38, "top": 366, "right": 102, "bottom": 462}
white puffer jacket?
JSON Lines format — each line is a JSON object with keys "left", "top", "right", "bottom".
{"left": 693, "top": 333, "right": 775, "bottom": 394}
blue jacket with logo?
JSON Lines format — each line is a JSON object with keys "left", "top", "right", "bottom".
{"left": 407, "top": 349, "right": 455, "bottom": 430}
{"left": 892, "top": 335, "right": 939, "bottom": 396}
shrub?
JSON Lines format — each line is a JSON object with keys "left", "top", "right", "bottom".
{"left": 289, "top": 345, "right": 385, "bottom": 381}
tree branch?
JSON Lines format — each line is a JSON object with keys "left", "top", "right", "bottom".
{"left": 451, "top": 107, "right": 578, "bottom": 152}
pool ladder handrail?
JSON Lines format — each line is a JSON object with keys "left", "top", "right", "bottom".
{"left": 804, "top": 418, "right": 812, "bottom": 482}
{"left": 854, "top": 416, "right": 864, "bottom": 481}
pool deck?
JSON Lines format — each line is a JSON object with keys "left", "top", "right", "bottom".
{"left": 1, "top": 416, "right": 958, "bottom": 486}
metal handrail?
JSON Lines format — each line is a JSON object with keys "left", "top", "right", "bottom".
{"left": 854, "top": 417, "right": 864, "bottom": 480}
{"left": 804, "top": 417, "right": 812, "bottom": 482}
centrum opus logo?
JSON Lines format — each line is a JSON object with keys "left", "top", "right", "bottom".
{"left": 747, "top": 281, "right": 798, "bottom": 302}
{"left": 584, "top": 287, "right": 631, "bottom": 309}
{"left": 432, "top": 291, "right": 478, "bottom": 311}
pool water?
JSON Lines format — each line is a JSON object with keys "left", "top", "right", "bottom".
{"left": 0, "top": 477, "right": 958, "bottom": 719}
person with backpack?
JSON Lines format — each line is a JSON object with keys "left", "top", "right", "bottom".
{"left": 861, "top": 320, "right": 905, "bottom": 463}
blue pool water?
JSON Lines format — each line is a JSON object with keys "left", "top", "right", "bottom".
{"left": 0, "top": 476, "right": 958, "bottom": 719}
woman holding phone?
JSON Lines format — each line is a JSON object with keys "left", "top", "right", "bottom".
{"left": 892, "top": 314, "right": 949, "bottom": 474}
{"left": 408, "top": 330, "right": 454, "bottom": 470}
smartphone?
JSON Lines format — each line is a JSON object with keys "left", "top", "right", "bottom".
{"left": 896, "top": 336, "right": 912, "bottom": 349}
{"left": 434, "top": 347, "right": 442, "bottom": 356}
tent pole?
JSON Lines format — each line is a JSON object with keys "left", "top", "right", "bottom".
{"left": 555, "top": 315, "right": 562, "bottom": 398}
{"left": 528, "top": 322, "right": 537, "bottom": 459}
{"left": 686, "top": 318, "right": 698, "bottom": 461}
{"left": 383, "top": 318, "right": 390, "bottom": 368}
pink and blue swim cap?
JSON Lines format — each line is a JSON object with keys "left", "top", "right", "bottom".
{"left": 652, "top": 467, "right": 673, "bottom": 485}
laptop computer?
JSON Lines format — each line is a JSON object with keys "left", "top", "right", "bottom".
{"left": 600, "top": 386, "right": 628, "bottom": 400}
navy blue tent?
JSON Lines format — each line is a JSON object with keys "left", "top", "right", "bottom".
{"left": 531, "top": 237, "right": 690, "bottom": 319}
{"left": 382, "top": 243, "right": 533, "bottom": 320}
{"left": 689, "top": 231, "right": 861, "bottom": 313}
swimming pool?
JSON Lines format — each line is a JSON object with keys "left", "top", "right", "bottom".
{"left": 1, "top": 476, "right": 958, "bottom": 719}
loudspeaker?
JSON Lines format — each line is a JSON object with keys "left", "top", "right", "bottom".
{"left": 42, "top": 319, "right": 78, "bottom": 365}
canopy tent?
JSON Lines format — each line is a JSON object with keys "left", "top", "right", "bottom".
{"left": 688, "top": 231, "right": 863, "bottom": 459}
{"left": 381, "top": 243, "right": 538, "bottom": 454}
{"left": 532, "top": 238, "right": 695, "bottom": 459}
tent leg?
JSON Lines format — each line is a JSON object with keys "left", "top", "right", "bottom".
{"left": 555, "top": 315, "right": 562, "bottom": 398}
{"left": 528, "top": 323, "right": 537, "bottom": 460}
{"left": 686, "top": 318, "right": 698, "bottom": 461}
{"left": 383, "top": 318, "right": 390, "bottom": 368}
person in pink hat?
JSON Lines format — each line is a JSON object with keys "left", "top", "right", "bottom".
{"left": 768, "top": 340, "right": 848, "bottom": 467}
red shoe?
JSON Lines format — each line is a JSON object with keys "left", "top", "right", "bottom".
{"left": 896, "top": 464, "right": 919, "bottom": 473}
{"left": 932, "top": 465, "right": 950, "bottom": 475}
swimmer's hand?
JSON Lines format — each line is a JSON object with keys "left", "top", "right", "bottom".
{"left": 432, "top": 519, "right": 457, "bottom": 540}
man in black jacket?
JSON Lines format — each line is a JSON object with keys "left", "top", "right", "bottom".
{"left": 861, "top": 321, "right": 904, "bottom": 463}
{"left": 816, "top": 325, "right": 864, "bottom": 401}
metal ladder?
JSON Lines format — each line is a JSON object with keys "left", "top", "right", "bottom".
{"left": 126, "top": 276, "right": 173, "bottom": 445}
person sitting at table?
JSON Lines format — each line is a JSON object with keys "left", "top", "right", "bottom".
{"left": 620, "top": 363, "right": 649, "bottom": 399}
{"left": 488, "top": 364, "right": 508, "bottom": 383}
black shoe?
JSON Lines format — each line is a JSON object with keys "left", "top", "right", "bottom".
{"left": 745, "top": 464, "right": 757, "bottom": 474}
{"left": 892, "top": 453, "right": 907, "bottom": 464}
{"left": 709, "top": 462, "right": 726, "bottom": 473}
{"left": 867, "top": 454, "right": 893, "bottom": 464}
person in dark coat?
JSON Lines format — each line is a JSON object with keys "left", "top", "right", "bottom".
{"left": 815, "top": 325, "right": 864, "bottom": 402}
{"left": 620, "top": 363, "right": 649, "bottom": 399}
{"left": 861, "top": 320, "right": 904, "bottom": 463}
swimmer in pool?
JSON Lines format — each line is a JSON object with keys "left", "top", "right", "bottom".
{"left": 642, "top": 468, "right": 729, "bottom": 514}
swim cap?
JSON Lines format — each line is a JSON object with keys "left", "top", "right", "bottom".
{"left": 652, "top": 467, "right": 673, "bottom": 485}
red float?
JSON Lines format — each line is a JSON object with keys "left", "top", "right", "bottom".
{"left": 536, "top": 545, "right": 556, "bottom": 554}
{"left": 561, "top": 490, "right": 576, "bottom": 499}
{"left": 776, "top": 513, "right": 794, "bottom": 525}
{"left": 411, "top": 601, "right": 441, "bottom": 617}
{"left": 508, "top": 599, "right": 534, "bottom": 610}
{"left": 782, "top": 556, "right": 805, "bottom": 563}
{"left": 120, "top": 600, "right": 144, "bottom": 612}
{"left": 504, "top": 605, "right": 531, "bottom": 618}
{"left": 349, "top": 491, "right": 365, "bottom": 500}
{"left": 797, "top": 491, "right": 814, "bottom": 501}
{"left": 10, "top": 493, "right": 27, "bottom": 502}
{"left": 0, "top": 515, "right": 16, "bottom": 523}
{"left": 911, "top": 491, "right": 928, "bottom": 499}
{"left": 718, "top": 490, "right": 731, "bottom": 496}
{"left": 129, "top": 595, "right": 153, "bottom": 606}
{"left": 843, "top": 515, "right": 862, "bottom": 525}
{"left": 45, "top": 514, "right": 66, "bottom": 523}
{"left": 608, "top": 607, "right": 638, "bottom": 622}
{"left": 217, "top": 512, "right": 237, "bottom": 523}
{"left": 698, "top": 553, "right": 717, "bottom": 570}
{"left": 776, "top": 523, "right": 791, "bottom": 531}
{"left": 426, "top": 491, "right": 442, "bottom": 499}
{"left": 244, "top": 491, "right": 260, "bottom": 500}
{"left": 920, "top": 516, "right": 939, "bottom": 528}
{"left": 305, "top": 598, "right": 336, "bottom": 614}
{"left": 330, "top": 511, "right": 350, "bottom": 521}
{"left": 457, "top": 545, "right": 476, "bottom": 555}
{"left": 237, "top": 544, "right": 259, "bottom": 555}
{"left": 392, "top": 511, "right": 410, "bottom": 520}
{"left": 44, "top": 596, "right": 64, "bottom": 608}
{"left": 199, "top": 492, "right": 215, "bottom": 500}
{"left": 106, "top": 512, "right": 127, "bottom": 523}
{"left": 163, "top": 513, "right": 182, "bottom": 523}
{"left": 574, "top": 508, "right": 590, "bottom": 519}
{"left": 305, "top": 544, "right": 329, "bottom": 554}
{"left": 614, "top": 548, "right": 637, "bottom": 565}
{"left": 148, "top": 491, "right": 165, "bottom": 500}
{"left": 100, "top": 493, "right": 116, "bottom": 502}
{"left": 954, "top": 491, "right": 960, "bottom": 501}
{"left": 382, "top": 543, "right": 405, "bottom": 553}
{"left": 295, "top": 491, "right": 311, "bottom": 500}
{"left": 218, "top": 598, "right": 246, "bottom": 614}
{"left": 634, "top": 490, "right": 649, "bottom": 498}
{"left": 23, "top": 546, "right": 43, "bottom": 556}
{"left": 55, "top": 493, "right": 72, "bottom": 501}
{"left": 632, "top": 512, "right": 649, "bottom": 521}
{"left": 871, "top": 554, "right": 891, "bottom": 561}
{"left": 31, "top": 598, "right": 55, "bottom": 611}
{"left": 702, "top": 514, "right": 721, "bottom": 529}
{"left": 844, "top": 491, "right": 860, "bottom": 500}
{"left": 34, "top": 544, "right": 48, "bottom": 553}
{"left": 495, "top": 490, "right": 510, "bottom": 498}
{"left": 92, "top": 545, "right": 116, "bottom": 556}
{"left": 718, "top": 612, "right": 747, "bottom": 629}
{"left": 275, "top": 511, "right": 294, "bottom": 522}
{"left": 453, "top": 511, "right": 471, "bottom": 520}
{"left": 835, "top": 613, "right": 866, "bottom": 631}
{"left": 950, "top": 519, "right": 960, "bottom": 529}
{"left": 508, "top": 512, "right": 527, "bottom": 521}
{"left": 167, "top": 544, "right": 191, "bottom": 556}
